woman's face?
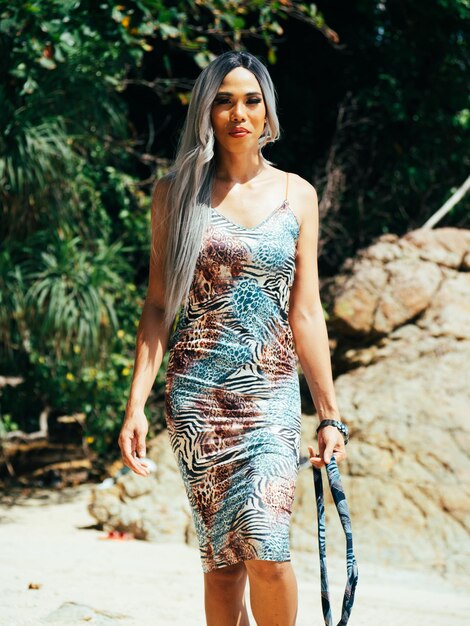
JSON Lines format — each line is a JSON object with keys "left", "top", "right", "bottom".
{"left": 210, "top": 67, "right": 267, "bottom": 154}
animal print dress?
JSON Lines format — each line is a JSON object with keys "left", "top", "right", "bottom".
{"left": 164, "top": 172, "right": 302, "bottom": 573}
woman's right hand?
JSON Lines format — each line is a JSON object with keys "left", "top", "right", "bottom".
{"left": 118, "top": 406, "right": 151, "bottom": 477}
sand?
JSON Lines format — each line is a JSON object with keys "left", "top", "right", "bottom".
{"left": 0, "top": 483, "right": 469, "bottom": 625}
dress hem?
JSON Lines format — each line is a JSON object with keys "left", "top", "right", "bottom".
{"left": 201, "top": 555, "right": 292, "bottom": 574}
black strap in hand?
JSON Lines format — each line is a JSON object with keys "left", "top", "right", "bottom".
{"left": 313, "top": 453, "right": 359, "bottom": 625}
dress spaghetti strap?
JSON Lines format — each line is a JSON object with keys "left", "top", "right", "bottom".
{"left": 285, "top": 171, "right": 289, "bottom": 202}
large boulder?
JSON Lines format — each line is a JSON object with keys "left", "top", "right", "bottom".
{"left": 330, "top": 227, "right": 470, "bottom": 339}
{"left": 294, "top": 227, "right": 470, "bottom": 577}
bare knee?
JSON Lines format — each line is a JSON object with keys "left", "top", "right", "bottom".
{"left": 204, "top": 561, "right": 247, "bottom": 590}
{"left": 245, "top": 560, "right": 292, "bottom": 583}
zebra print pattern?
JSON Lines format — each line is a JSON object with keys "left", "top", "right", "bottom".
{"left": 313, "top": 454, "right": 359, "bottom": 625}
{"left": 164, "top": 197, "right": 301, "bottom": 573}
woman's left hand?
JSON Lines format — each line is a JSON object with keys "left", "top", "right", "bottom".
{"left": 308, "top": 424, "right": 347, "bottom": 468}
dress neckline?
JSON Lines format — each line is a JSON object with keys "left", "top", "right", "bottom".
{"left": 210, "top": 199, "right": 289, "bottom": 231}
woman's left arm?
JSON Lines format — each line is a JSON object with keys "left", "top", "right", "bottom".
{"left": 288, "top": 178, "right": 347, "bottom": 468}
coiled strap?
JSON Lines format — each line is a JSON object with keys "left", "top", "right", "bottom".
{"left": 313, "top": 453, "right": 359, "bottom": 626}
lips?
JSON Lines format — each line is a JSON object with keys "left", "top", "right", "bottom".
{"left": 229, "top": 127, "right": 250, "bottom": 136}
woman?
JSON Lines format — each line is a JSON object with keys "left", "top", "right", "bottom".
{"left": 118, "top": 50, "right": 348, "bottom": 626}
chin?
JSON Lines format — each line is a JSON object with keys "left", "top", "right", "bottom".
{"left": 220, "top": 139, "right": 258, "bottom": 152}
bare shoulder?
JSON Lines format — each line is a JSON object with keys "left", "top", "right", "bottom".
{"left": 286, "top": 172, "right": 318, "bottom": 228}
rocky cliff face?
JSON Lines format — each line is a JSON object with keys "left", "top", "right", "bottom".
{"left": 295, "top": 227, "right": 470, "bottom": 577}
{"left": 89, "top": 227, "right": 470, "bottom": 577}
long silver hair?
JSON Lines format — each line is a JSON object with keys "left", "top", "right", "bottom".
{"left": 152, "top": 50, "right": 281, "bottom": 334}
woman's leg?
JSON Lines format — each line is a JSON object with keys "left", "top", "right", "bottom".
{"left": 244, "top": 560, "right": 298, "bottom": 626}
{"left": 204, "top": 561, "right": 250, "bottom": 626}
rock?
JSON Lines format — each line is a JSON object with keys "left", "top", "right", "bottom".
{"left": 403, "top": 227, "right": 470, "bottom": 268}
{"left": 317, "top": 226, "right": 470, "bottom": 577}
{"left": 88, "top": 430, "right": 195, "bottom": 545}
{"left": 417, "top": 270, "right": 470, "bottom": 339}
{"left": 331, "top": 227, "right": 470, "bottom": 338}
{"left": 40, "top": 601, "right": 130, "bottom": 624}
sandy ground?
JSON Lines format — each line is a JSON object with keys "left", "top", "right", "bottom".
{"left": 0, "top": 483, "right": 469, "bottom": 626}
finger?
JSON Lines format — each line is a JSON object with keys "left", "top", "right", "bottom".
{"left": 324, "top": 445, "right": 335, "bottom": 464}
{"left": 130, "top": 451, "right": 150, "bottom": 475}
{"left": 308, "top": 445, "right": 324, "bottom": 467}
{"left": 308, "top": 445, "right": 321, "bottom": 458}
{"left": 132, "top": 435, "right": 147, "bottom": 468}
{"left": 128, "top": 430, "right": 139, "bottom": 456}
{"left": 131, "top": 430, "right": 148, "bottom": 465}
{"left": 131, "top": 447, "right": 150, "bottom": 474}
{"left": 128, "top": 422, "right": 147, "bottom": 460}
{"left": 129, "top": 428, "right": 150, "bottom": 469}
{"left": 326, "top": 446, "right": 348, "bottom": 465}
{"left": 136, "top": 435, "right": 146, "bottom": 459}
{"left": 120, "top": 433, "right": 150, "bottom": 476}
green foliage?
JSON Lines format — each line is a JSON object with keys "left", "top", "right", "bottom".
{"left": 0, "top": 0, "right": 159, "bottom": 454}
{"left": 1, "top": 0, "right": 468, "bottom": 461}
{"left": 24, "top": 279, "right": 167, "bottom": 458}
{"left": 0, "top": 1, "right": 133, "bottom": 237}
{"left": 266, "top": 0, "right": 470, "bottom": 271}
{"left": 0, "top": 0, "right": 329, "bottom": 458}
{"left": 344, "top": 0, "right": 470, "bottom": 243}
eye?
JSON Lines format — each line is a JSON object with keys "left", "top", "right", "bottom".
{"left": 213, "top": 97, "right": 262, "bottom": 105}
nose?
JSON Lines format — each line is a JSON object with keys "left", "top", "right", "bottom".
{"left": 230, "top": 101, "right": 246, "bottom": 121}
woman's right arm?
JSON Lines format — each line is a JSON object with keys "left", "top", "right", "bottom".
{"left": 117, "top": 178, "right": 171, "bottom": 476}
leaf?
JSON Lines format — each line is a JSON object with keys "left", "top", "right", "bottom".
{"left": 59, "top": 32, "right": 75, "bottom": 47}
{"left": 159, "top": 23, "right": 180, "bottom": 39}
{"left": 20, "top": 77, "right": 39, "bottom": 95}
{"left": 37, "top": 57, "right": 57, "bottom": 70}
{"left": 233, "top": 16, "right": 246, "bottom": 29}
{"left": 269, "top": 21, "right": 283, "bottom": 35}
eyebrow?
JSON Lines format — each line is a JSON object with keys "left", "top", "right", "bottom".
{"left": 215, "top": 91, "right": 262, "bottom": 96}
